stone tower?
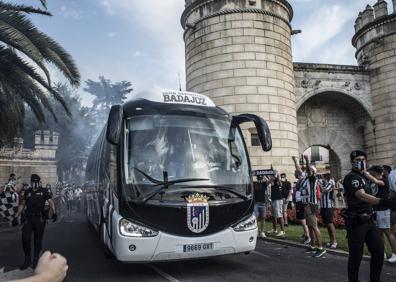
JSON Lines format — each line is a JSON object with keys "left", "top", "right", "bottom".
{"left": 353, "top": 0, "right": 396, "bottom": 165}
{"left": 182, "top": 0, "right": 299, "bottom": 174}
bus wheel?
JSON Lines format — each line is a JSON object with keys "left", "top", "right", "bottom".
{"left": 100, "top": 221, "right": 114, "bottom": 259}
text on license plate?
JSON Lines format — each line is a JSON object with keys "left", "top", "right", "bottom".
{"left": 183, "top": 243, "right": 214, "bottom": 253}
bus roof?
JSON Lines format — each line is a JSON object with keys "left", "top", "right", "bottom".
{"left": 131, "top": 90, "right": 216, "bottom": 107}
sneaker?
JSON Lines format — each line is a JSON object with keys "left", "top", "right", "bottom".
{"left": 388, "top": 254, "right": 396, "bottom": 263}
{"left": 267, "top": 229, "right": 277, "bottom": 234}
{"left": 303, "top": 236, "right": 311, "bottom": 245}
{"left": 313, "top": 248, "right": 327, "bottom": 258}
{"left": 260, "top": 232, "right": 267, "bottom": 238}
{"left": 276, "top": 231, "right": 285, "bottom": 237}
{"left": 304, "top": 246, "right": 317, "bottom": 253}
{"left": 20, "top": 257, "right": 31, "bottom": 270}
{"left": 330, "top": 242, "right": 338, "bottom": 249}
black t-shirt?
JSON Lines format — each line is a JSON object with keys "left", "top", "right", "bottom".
{"left": 23, "top": 187, "right": 52, "bottom": 217}
{"left": 374, "top": 177, "right": 390, "bottom": 211}
{"left": 254, "top": 182, "right": 267, "bottom": 203}
{"left": 343, "top": 171, "right": 373, "bottom": 214}
{"left": 271, "top": 181, "right": 282, "bottom": 201}
{"left": 281, "top": 180, "right": 292, "bottom": 199}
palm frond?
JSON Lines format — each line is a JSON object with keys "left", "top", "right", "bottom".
{"left": 41, "top": 35, "right": 81, "bottom": 86}
{"left": 0, "top": 11, "right": 52, "bottom": 84}
{"left": 0, "top": 2, "right": 52, "bottom": 16}
{"left": 39, "top": 0, "right": 47, "bottom": 9}
{"left": 0, "top": 11, "right": 80, "bottom": 87}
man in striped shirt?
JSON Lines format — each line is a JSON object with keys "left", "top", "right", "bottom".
{"left": 301, "top": 155, "right": 326, "bottom": 258}
{"left": 320, "top": 173, "right": 337, "bottom": 249}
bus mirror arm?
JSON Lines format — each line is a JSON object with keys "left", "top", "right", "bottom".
{"left": 106, "top": 105, "right": 123, "bottom": 145}
{"left": 231, "top": 114, "right": 272, "bottom": 152}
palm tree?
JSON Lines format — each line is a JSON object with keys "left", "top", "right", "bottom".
{"left": 0, "top": 0, "right": 80, "bottom": 142}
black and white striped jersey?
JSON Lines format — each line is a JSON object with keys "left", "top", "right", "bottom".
{"left": 321, "top": 178, "right": 335, "bottom": 209}
{"left": 301, "top": 175, "right": 319, "bottom": 205}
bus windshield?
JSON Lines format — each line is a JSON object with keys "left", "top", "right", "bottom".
{"left": 124, "top": 114, "right": 250, "bottom": 196}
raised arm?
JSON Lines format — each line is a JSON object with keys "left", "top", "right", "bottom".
{"left": 303, "top": 155, "right": 313, "bottom": 177}
{"left": 292, "top": 156, "right": 302, "bottom": 175}
{"left": 363, "top": 171, "right": 385, "bottom": 187}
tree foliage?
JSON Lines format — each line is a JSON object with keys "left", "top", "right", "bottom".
{"left": 0, "top": 0, "right": 80, "bottom": 144}
{"left": 24, "top": 84, "right": 95, "bottom": 182}
{"left": 84, "top": 76, "right": 133, "bottom": 132}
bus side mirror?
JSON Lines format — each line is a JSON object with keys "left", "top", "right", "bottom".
{"left": 231, "top": 114, "right": 272, "bottom": 152}
{"left": 106, "top": 105, "right": 123, "bottom": 145}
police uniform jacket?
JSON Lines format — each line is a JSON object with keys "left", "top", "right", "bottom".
{"left": 343, "top": 171, "right": 373, "bottom": 215}
{"left": 23, "top": 187, "right": 52, "bottom": 218}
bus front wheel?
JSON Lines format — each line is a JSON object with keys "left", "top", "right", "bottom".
{"left": 100, "top": 221, "right": 114, "bottom": 259}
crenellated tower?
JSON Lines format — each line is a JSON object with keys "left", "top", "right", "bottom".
{"left": 181, "top": 0, "right": 298, "bottom": 174}
{"left": 353, "top": 0, "right": 396, "bottom": 165}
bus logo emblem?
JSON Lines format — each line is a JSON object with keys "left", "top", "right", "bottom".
{"left": 186, "top": 193, "right": 209, "bottom": 233}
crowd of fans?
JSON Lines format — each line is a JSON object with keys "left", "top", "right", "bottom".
{"left": 0, "top": 175, "right": 84, "bottom": 228}
{"left": 253, "top": 156, "right": 396, "bottom": 262}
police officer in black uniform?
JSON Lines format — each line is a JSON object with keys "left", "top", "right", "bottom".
{"left": 15, "top": 174, "right": 57, "bottom": 270}
{"left": 343, "top": 150, "right": 396, "bottom": 282}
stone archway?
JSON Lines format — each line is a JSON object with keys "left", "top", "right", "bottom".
{"left": 297, "top": 91, "right": 372, "bottom": 177}
{"left": 299, "top": 127, "right": 351, "bottom": 177}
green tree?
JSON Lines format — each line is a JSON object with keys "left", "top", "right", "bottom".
{"left": 0, "top": 0, "right": 80, "bottom": 143}
{"left": 84, "top": 76, "right": 133, "bottom": 131}
{"left": 24, "top": 84, "right": 95, "bottom": 182}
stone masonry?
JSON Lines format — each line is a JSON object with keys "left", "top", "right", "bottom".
{"left": 181, "top": 0, "right": 396, "bottom": 176}
{"left": 0, "top": 131, "right": 59, "bottom": 186}
{"left": 182, "top": 0, "right": 299, "bottom": 176}
{"left": 353, "top": 0, "right": 396, "bottom": 166}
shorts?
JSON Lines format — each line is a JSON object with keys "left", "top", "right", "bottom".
{"left": 272, "top": 200, "right": 283, "bottom": 218}
{"left": 304, "top": 204, "right": 318, "bottom": 228}
{"left": 254, "top": 202, "right": 266, "bottom": 219}
{"left": 376, "top": 209, "right": 391, "bottom": 229}
{"left": 320, "top": 208, "right": 334, "bottom": 225}
{"left": 391, "top": 211, "right": 396, "bottom": 226}
{"left": 295, "top": 201, "right": 305, "bottom": 220}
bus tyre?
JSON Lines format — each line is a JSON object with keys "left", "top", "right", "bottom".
{"left": 100, "top": 221, "right": 114, "bottom": 259}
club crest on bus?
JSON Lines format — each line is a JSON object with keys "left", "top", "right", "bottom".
{"left": 186, "top": 193, "right": 210, "bottom": 233}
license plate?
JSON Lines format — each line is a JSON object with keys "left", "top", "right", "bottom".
{"left": 183, "top": 242, "right": 214, "bottom": 253}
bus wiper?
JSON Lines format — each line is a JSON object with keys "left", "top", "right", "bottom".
{"left": 191, "top": 185, "right": 248, "bottom": 200}
{"left": 132, "top": 167, "right": 208, "bottom": 203}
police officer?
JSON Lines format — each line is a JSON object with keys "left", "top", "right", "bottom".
{"left": 343, "top": 150, "right": 396, "bottom": 282}
{"left": 15, "top": 174, "right": 57, "bottom": 270}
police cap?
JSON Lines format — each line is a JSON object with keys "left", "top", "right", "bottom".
{"left": 350, "top": 150, "right": 366, "bottom": 161}
{"left": 30, "top": 174, "right": 40, "bottom": 182}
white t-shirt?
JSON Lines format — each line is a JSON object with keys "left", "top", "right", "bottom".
{"left": 388, "top": 169, "right": 396, "bottom": 193}
{"left": 74, "top": 188, "right": 82, "bottom": 199}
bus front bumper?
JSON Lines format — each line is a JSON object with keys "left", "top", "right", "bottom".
{"left": 113, "top": 227, "right": 257, "bottom": 262}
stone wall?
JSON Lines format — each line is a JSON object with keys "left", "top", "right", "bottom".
{"left": 353, "top": 0, "right": 396, "bottom": 165}
{"left": 0, "top": 131, "right": 58, "bottom": 186}
{"left": 182, "top": 0, "right": 299, "bottom": 175}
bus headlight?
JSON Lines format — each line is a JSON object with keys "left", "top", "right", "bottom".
{"left": 232, "top": 214, "right": 257, "bottom": 232}
{"left": 119, "top": 218, "right": 158, "bottom": 237}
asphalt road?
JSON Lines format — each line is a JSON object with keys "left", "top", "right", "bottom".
{"left": 1, "top": 213, "right": 396, "bottom": 282}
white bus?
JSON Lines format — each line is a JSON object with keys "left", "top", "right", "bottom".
{"left": 85, "top": 90, "right": 272, "bottom": 262}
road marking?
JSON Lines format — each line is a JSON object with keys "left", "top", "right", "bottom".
{"left": 148, "top": 264, "right": 180, "bottom": 282}
{"left": 252, "top": 250, "right": 270, "bottom": 258}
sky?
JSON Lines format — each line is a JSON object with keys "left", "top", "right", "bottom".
{"left": 15, "top": 0, "right": 383, "bottom": 105}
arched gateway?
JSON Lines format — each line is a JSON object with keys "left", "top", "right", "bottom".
{"left": 295, "top": 63, "right": 372, "bottom": 177}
